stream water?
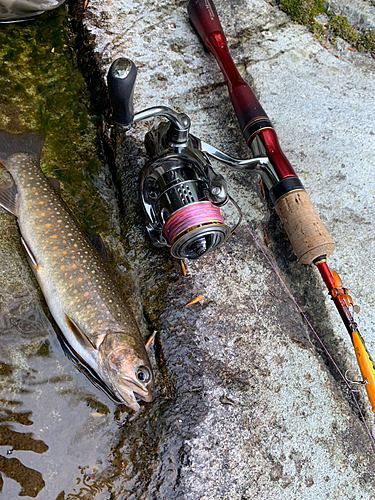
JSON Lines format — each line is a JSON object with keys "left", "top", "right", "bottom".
{"left": 0, "top": 6, "right": 174, "bottom": 499}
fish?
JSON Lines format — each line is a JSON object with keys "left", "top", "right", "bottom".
{"left": 0, "top": 130, "right": 154, "bottom": 411}
{"left": 0, "top": 0, "right": 66, "bottom": 23}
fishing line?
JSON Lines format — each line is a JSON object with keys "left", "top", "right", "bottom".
{"left": 163, "top": 201, "right": 224, "bottom": 245}
{"left": 230, "top": 200, "right": 375, "bottom": 450}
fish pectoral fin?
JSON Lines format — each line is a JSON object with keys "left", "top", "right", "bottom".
{"left": 63, "top": 312, "right": 97, "bottom": 352}
{"left": 87, "top": 233, "right": 108, "bottom": 262}
{"left": 0, "top": 177, "right": 18, "bottom": 216}
{"left": 145, "top": 330, "right": 156, "bottom": 350}
{"left": 21, "top": 237, "right": 38, "bottom": 268}
{"left": 48, "top": 177, "right": 61, "bottom": 196}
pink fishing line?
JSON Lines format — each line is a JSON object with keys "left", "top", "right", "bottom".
{"left": 163, "top": 201, "right": 223, "bottom": 244}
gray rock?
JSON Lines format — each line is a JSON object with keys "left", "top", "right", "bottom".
{"left": 79, "top": 0, "right": 375, "bottom": 499}
{"left": 326, "top": 0, "right": 375, "bottom": 30}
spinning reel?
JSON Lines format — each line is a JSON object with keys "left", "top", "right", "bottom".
{"left": 107, "top": 58, "right": 278, "bottom": 260}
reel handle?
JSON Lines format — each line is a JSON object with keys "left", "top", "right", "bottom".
{"left": 107, "top": 58, "right": 137, "bottom": 129}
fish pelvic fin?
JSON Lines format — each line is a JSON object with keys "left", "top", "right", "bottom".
{"left": 48, "top": 177, "right": 61, "bottom": 196}
{"left": 63, "top": 312, "right": 97, "bottom": 352}
{"left": 87, "top": 233, "right": 109, "bottom": 262}
{"left": 0, "top": 130, "right": 45, "bottom": 167}
{"left": 0, "top": 177, "right": 18, "bottom": 216}
{"left": 21, "top": 237, "right": 38, "bottom": 268}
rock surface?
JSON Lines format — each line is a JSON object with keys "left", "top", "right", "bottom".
{"left": 79, "top": 0, "right": 375, "bottom": 498}
{"left": 0, "top": 0, "right": 374, "bottom": 499}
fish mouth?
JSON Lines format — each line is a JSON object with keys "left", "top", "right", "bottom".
{"left": 118, "top": 377, "right": 153, "bottom": 411}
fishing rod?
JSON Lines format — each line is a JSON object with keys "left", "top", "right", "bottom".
{"left": 187, "top": 0, "right": 375, "bottom": 415}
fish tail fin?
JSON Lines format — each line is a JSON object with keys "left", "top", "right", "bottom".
{"left": 0, "top": 130, "right": 45, "bottom": 167}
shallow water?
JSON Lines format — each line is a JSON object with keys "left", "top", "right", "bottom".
{"left": 0, "top": 208, "right": 118, "bottom": 499}
{"left": 0, "top": 7, "right": 173, "bottom": 499}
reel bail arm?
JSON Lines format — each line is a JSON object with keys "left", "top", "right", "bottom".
{"left": 190, "top": 134, "right": 279, "bottom": 190}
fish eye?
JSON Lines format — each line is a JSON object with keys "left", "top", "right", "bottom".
{"left": 137, "top": 366, "right": 151, "bottom": 383}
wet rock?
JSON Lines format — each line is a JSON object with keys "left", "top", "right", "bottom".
{"left": 78, "top": 0, "right": 375, "bottom": 499}
{"left": 0, "top": 0, "right": 374, "bottom": 498}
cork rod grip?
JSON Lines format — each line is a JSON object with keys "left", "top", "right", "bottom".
{"left": 275, "top": 189, "right": 335, "bottom": 264}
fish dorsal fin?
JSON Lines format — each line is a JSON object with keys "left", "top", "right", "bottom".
{"left": 0, "top": 178, "right": 18, "bottom": 216}
{"left": 87, "top": 233, "right": 108, "bottom": 262}
{"left": 48, "top": 177, "right": 61, "bottom": 196}
{"left": 21, "top": 237, "right": 38, "bottom": 268}
{"left": 63, "top": 312, "right": 97, "bottom": 351}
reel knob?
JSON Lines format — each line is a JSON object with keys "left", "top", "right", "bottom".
{"left": 170, "top": 221, "right": 230, "bottom": 260}
{"left": 107, "top": 58, "right": 137, "bottom": 129}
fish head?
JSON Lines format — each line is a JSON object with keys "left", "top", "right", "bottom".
{"left": 98, "top": 333, "right": 154, "bottom": 411}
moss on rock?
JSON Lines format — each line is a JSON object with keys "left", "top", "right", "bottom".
{"left": 329, "top": 15, "right": 360, "bottom": 45}
{"left": 280, "top": 0, "right": 326, "bottom": 24}
{"left": 0, "top": 8, "right": 110, "bottom": 234}
{"left": 280, "top": 0, "right": 375, "bottom": 52}
{"left": 359, "top": 29, "right": 375, "bottom": 51}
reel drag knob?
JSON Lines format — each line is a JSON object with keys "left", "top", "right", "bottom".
{"left": 107, "top": 58, "right": 137, "bottom": 129}
{"left": 169, "top": 214, "right": 230, "bottom": 260}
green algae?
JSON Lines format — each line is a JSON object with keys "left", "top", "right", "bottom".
{"left": 280, "top": 0, "right": 325, "bottom": 25}
{"left": 328, "top": 15, "right": 361, "bottom": 45}
{"left": 85, "top": 397, "right": 110, "bottom": 415}
{"left": 35, "top": 340, "right": 50, "bottom": 357}
{"left": 280, "top": 0, "right": 375, "bottom": 52}
{"left": 0, "top": 7, "right": 111, "bottom": 234}
{"left": 0, "top": 363, "right": 13, "bottom": 376}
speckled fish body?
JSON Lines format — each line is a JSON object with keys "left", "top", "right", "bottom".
{"left": 0, "top": 130, "right": 154, "bottom": 410}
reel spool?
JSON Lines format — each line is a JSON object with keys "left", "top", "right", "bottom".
{"left": 107, "top": 57, "right": 232, "bottom": 260}
{"left": 140, "top": 151, "right": 230, "bottom": 259}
